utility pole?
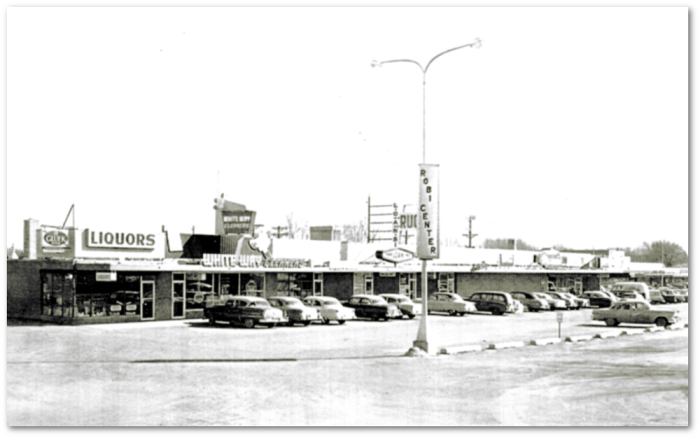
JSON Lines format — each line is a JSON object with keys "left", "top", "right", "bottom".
{"left": 463, "top": 215, "right": 478, "bottom": 248}
{"left": 272, "top": 226, "right": 289, "bottom": 238}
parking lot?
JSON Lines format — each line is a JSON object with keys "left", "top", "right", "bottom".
{"left": 6, "top": 306, "right": 689, "bottom": 426}
{"left": 7, "top": 302, "right": 688, "bottom": 362}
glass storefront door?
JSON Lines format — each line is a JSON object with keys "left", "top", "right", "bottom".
{"left": 141, "top": 281, "right": 155, "bottom": 320}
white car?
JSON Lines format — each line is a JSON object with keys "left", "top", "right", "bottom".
{"left": 428, "top": 292, "right": 477, "bottom": 316}
{"left": 379, "top": 294, "right": 422, "bottom": 319}
{"left": 302, "top": 296, "right": 355, "bottom": 325}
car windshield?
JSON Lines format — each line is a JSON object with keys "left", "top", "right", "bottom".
{"left": 319, "top": 297, "right": 340, "bottom": 305}
{"left": 370, "top": 297, "right": 388, "bottom": 304}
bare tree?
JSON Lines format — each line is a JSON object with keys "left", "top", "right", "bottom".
{"left": 342, "top": 220, "right": 367, "bottom": 243}
{"left": 285, "top": 213, "right": 301, "bottom": 240}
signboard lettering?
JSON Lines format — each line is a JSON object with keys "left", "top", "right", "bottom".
{"left": 221, "top": 211, "right": 256, "bottom": 235}
{"left": 43, "top": 230, "right": 69, "bottom": 247}
{"left": 87, "top": 229, "right": 156, "bottom": 249}
{"left": 375, "top": 248, "right": 414, "bottom": 264}
{"left": 417, "top": 164, "right": 439, "bottom": 259}
{"left": 202, "top": 254, "right": 311, "bottom": 268}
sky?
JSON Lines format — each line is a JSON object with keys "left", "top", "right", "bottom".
{"left": 4, "top": 6, "right": 690, "bottom": 253}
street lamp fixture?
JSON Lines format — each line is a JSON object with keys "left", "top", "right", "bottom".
{"left": 372, "top": 39, "right": 482, "bottom": 353}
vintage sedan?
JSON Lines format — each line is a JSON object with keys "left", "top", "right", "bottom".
{"left": 533, "top": 292, "right": 567, "bottom": 310}
{"left": 619, "top": 291, "right": 646, "bottom": 301}
{"left": 649, "top": 289, "right": 666, "bottom": 305}
{"left": 545, "top": 292, "right": 577, "bottom": 309}
{"left": 379, "top": 294, "right": 422, "bottom": 319}
{"left": 510, "top": 291, "right": 549, "bottom": 312}
{"left": 427, "top": 292, "right": 477, "bottom": 316}
{"left": 205, "top": 296, "right": 287, "bottom": 328}
{"left": 592, "top": 300, "right": 680, "bottom": 327}
{"left": 580, "top": 291, "right": 614, "bottom": 308}
{"left": 267, "top": 296, "right": 321, "bottom": 326}
{"left": 560, "top": 292, "right": 589, "bottom": 309}
{"left": 302, "top": 296, "right": 355, "bottom": 325}
{"left": 466, "top": 291, "right": 517, "bottom": 316}
{"left": 659, "top": 287, "right": 681, "bottom": 304}
{"left": 345, "top": 295, "right": 403, "bottom": 321}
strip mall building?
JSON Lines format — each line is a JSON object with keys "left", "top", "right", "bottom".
{"left": 7, "top": 198, "right": 687, "bottom": 324}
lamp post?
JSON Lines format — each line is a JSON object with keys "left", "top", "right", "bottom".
{"left": 372, "top": 39, "right": 481, "bottom": 353}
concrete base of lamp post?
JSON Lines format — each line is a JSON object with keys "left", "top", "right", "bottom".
{"left": 413, "top": 340, "right": 431, "bottom": 353}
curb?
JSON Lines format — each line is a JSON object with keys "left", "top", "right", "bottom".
{"left": 619, "top": 329, "right": 646, "bottom": 336}
{"left": 436, "top": 323, "right": 686, "bottom": 356}
{"left": 529, "top": 337, "right": 562, "bottom": 346}
{"left": 439, "top": 344, "right": 484, "bottom": 355}
{"left": 488, "top": 341, "right": 526, "bottom": 350}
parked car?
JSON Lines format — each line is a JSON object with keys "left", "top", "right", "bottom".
{"left": 533, "top": 292, "right": 567, "bottom": 310}
{"left": 581, "top": 291, "right": 616, "bottom": 308}
{"left": 599, "top": 290, "right": 620, "bottom": 304}
{"left": 545, "top": 292, "right": 577, "bottom": 310}
{"left": 465, "top": 291, "right": 517, "bottom": 316}
{"left": 204, "top": 296, "right": 287, "bottom": 328}
{"left": 610, "top": 282, "right": 650, "bottom": 301}
{"left": 427, "top": 292, "right": 477, "bottom": 316}
{"left": 345, "top": 294, "right": 403, "bottom": 321}
{"left": 619, "top": 291, "right": 646, "bottom": 301}
{"left": 648, "top": 289, "right": 666, "bottom": 305}
{"left": 592, "top": 300, "right": 681, "bottom": 327}
{"left": 659, "top": 287, "right": 681, "bottom": 304}
{"left": 267, "top": 296, "right": 321, "bottom": 326}
{"left": 510, "top": 291, "right": 550, "bottom": 312}
{"left": 674, "top": 289, "right": 688, "bottom": 303}
{"left": 379, "top": 294, "right": 422, "bottom": 319}
{"left": 302, "top": 296, "right": 355, "bottom": 325}
{"left": 560, "top": 292, "right": 589, "bottom": 309}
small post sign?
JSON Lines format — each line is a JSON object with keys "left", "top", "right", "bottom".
{"left": 417, "top": 164, "right": 439, "bottom": 259}
{"left": 557, "top": 311, "right": 563, "bottom": 338}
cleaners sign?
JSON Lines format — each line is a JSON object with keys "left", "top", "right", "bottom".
{"left": 417, "top": 164, "right": 439, "bottom": 259}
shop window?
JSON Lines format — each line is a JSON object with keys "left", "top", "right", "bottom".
{"left": 186, "top": 273, "right": 213, "bottom": 310}
{"left": 240, "top": 273, "right": 265, "bottom": 297}
{"left": 74, "top": 272, "right": 141, "bottom": 318}
{"left": 220, "top": 274, "right": 239, "bottom": 295}
{"left": 276, "top": 273, "right": 313, "bottom": 298}
{"left": 42, "top": 272, "right": 74, "bottom": 317}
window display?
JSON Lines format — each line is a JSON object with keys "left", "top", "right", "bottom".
{"left": 75, "top": 272, "right": 144, "bottom": 318}
{"left": 240, "top": 273, "right": 265, "bottom": 297}
{"left": 186, "top": 273, "right": 213, "bottom": 309}
{"left": 276, "top": 273, "right": 313, "bottom": 298}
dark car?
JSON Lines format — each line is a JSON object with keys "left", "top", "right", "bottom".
{"left": 580, "top": 291, "right": 614, "bottom": 308}
{"left": 466, "top": 291, "right": 517, "bottom": 316}
{"left": 345, "top": 295, "right": 403, "bottom": 321}
{"left": 204, "top": 296, "right": 287, "bottom": 328}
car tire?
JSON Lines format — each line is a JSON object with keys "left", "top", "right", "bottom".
{"left": 459, "top": 312, "right": 466, "bottom": 316}
{"left": 244, "top": 318, "right": 255, "bottom": 329}
{"left": 491, "top": 308, "right": 503, "bottom": 316}
{"left": 605, "top": 318, "right": 618, "bottom": 327}
{"left": 654, "top": 317, "right": 668, "bottom": 328}
{"left": 303, "top": 321, "right": 312, "bottom": 326}
{"left": 337, "top": 320, "right": 346, "bottom": 325}
{"left": 209, "top": 315, "right": 216, "bottom": 325}
{"left": 408, "top": 314, "right": 416, "bottom": 319}
{"left": 265, "top": 323, "right": 276, "bottom": 329}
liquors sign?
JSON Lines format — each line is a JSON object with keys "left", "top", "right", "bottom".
{"left": 87, "top": 229, "right": 157, "bottom": 249}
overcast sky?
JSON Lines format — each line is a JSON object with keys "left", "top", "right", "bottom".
{"left": 5, "top": 6, "right": 689, "bottom": 253}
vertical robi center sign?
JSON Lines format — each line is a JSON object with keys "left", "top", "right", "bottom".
{"left": 417, "top": 164, "right": 439, "bottom": 259}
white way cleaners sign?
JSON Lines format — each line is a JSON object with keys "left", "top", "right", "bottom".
{"left": 87, "top": 229, "right": 157, "bottom": 249}
{"left": 417, "top": 164, "right": 439, "bottom": 259}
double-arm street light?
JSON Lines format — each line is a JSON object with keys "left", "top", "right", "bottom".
{"left": 371, "top": 39, "right": 481, "bottom": 353}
